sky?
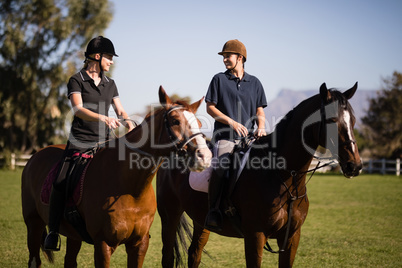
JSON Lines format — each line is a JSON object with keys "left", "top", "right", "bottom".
{"left": 103, "top": 0, "right": 402, "bottom": 120}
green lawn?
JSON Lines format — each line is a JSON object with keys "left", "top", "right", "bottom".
{"left": 1, "top": 169, "right": 401, "bottom": 267}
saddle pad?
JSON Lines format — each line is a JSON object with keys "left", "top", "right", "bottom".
{"left": 189, "top": 147, "right": 252, "bottom": 193}
{"left": 189, "top": 166, "right": 213, "bottom": 193}
{"left": 41, "top": 160, "right": 91, "bottom": 206}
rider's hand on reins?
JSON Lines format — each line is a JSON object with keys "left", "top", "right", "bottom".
{"left": 254, "top": 128, "right": 266, "bottom": 138}
{"left": 229, "top": 120, "right": 248, "bottom": 137}
{"left": 100, "top": 115, "right": 121, "bottom": 129}
{"left": 121, "top": 118, "right": 137, "bottom": 131}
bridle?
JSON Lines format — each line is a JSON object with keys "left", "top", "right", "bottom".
{"left": 107, "top": 105, "right": 205, "bottom": 160}
{"left": 319, "top": 100, "right": 357, "bottom": 156}
{"left": 164, "top": 105, "right": 206, "bottom": 158}
{"left": 265, "top": 98, "right": 356, "bottom": 254}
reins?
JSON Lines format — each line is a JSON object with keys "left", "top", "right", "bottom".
{"left": 99, "top": 106, "right": 204, "bottom": 159}
{"left": 103, "top": 119, "right": 155, "bottom": 158}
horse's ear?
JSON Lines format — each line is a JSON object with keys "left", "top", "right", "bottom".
{"left": 189, "top": 96, "right": 204, "bottom": 113}
{"left": 343, "top": 82, "right": 358, "bottom": 100}
{"left": 159, "top": 85, "right": 172, "bottom": 109}
{"left": 319, "top": 83, "right": 331, "bottom": 103}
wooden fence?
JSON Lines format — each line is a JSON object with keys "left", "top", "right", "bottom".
{"left": 363, "top": 158, "right": 400, "bottom": 176}
{"left": 302, "top": 158, "right": 400, "bottom": 176}
{"left": 0, "top": 154, "right": 401, "bottom": 176}
{"left": 0, "top": 153, "right": 32, "bottom": 170}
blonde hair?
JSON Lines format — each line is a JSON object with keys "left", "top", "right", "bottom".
{"left": 83, "top": 53, "right": 98, "bottom": 69}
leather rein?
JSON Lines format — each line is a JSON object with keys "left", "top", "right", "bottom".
{"left": 107, "top": 105, "right": 205, "bottom": 160}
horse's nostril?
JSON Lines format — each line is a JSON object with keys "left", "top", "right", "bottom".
{"left": 196, "top": 149, "right": 204, "bottom": 159}
{"left": 346, "top": 162, "right": 356, "bottom": 171}
{"left": 346, "top": 161, "right": 362, "bottom": 173}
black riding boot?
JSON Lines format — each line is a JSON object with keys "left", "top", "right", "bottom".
{"left": 204, "top": 169, "right": 225, "bottom": 232}
{"left": 44, "top": 186, "right": 65, "bottom": 251}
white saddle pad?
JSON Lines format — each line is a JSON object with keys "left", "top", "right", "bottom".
{"left": 189, "top": 147, "right": 252, "bottom": 193}
{"left": 189, "top": 166, "right": 213, "bottom": 193}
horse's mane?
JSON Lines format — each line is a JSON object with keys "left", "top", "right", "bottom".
{"left": 145, "top": 100, "right": 192, "bottom": 119}
{"left": 329, "top": 90, "right": 355, "bottom": 118}
{"left": 256, "top": 89, "right": 354, "bottom": 149}
{"left": 104, "top": 99, "right": 193, "bottom": 148}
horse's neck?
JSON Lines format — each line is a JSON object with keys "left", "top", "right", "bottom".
{"left": 104, "top": 112, "right": 167, "bottom": 196}
{"left": 277, "top": 98, "right": 321, "bottom": 174}
{"left": 123, "top": 111, "right": 167, "bottom": 157}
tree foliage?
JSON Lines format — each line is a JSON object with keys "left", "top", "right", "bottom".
{"left": 361, "top": 71, "right": 402, "bottom": 159}
{"left": 0, "top": 0, "right": 113, "bottom": 153}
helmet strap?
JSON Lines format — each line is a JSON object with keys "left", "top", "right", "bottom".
{"left": 229, "top": 54, "right": 244, "bottom": 76}
{"left": 229, "top": 61, "right": 238, "bottom": 71}
{"left": 84, "top": 53, "right": 103, "bottom": 76}
{"left": 98, "top": 53, "right": 104, "bottom": 72}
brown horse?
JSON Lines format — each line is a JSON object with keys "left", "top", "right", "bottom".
{"left": 156, "top": 83, "right": 363, "bottom": 267}
{"left": 21, "top": 86, "right": 212, "bottom": 268}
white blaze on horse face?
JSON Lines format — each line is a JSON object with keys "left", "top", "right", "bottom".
{"left": 343, "top": 110, "right": 355, "bottom": 153}
{"left": 183, "top": 111, "right": 212, "bottom": 167}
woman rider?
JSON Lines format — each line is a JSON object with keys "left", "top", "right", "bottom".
{"left": 44, "top": 36, "right": 135, "bottom": 250}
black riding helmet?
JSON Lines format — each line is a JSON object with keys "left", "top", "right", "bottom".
{"left": 84, "top": 36, "right": 118, "bottom": 71}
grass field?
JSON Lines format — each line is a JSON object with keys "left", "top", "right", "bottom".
{"left": 0, "top": 169, "right": 401, "bottom": 267}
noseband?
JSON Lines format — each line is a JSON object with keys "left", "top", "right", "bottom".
{"left": 164, "top": 105, "right": 206, "bottom": 157}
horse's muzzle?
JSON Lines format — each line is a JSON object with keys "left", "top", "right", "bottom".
{"left": 188, "top": 148, "right": 212, "bottom": 172}
{"left": 342, "top": 161, "right": 363, "bottom": 178}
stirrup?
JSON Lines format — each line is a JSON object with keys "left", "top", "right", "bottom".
{"left": 44, "top": 231, "right": 61, "bottom": 251}
{"left": 204, "top": 209, "right": 223, "bottom": 232}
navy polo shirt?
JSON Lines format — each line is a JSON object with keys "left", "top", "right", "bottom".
{"left": 205, "top": 70, "right": 267, "bottom": 141}
{"left": 67, "top": 69, "right": 119, "bottom": 146}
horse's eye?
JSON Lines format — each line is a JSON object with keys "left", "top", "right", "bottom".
{"left": 172, "top": 119, "right": 180, "bottom": 126}
{"left": 326, "top": 118, "right": 337, "bottom": 123}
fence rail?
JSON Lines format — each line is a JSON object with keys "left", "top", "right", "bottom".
{"left": 0, "top": 153, "right": 32, "bottom": 170}
{"left": 363, "top": 158, "right": 400, "bottom": 176}
{"left": 305, "top": 158, "right": 400, "bottom": 176}
{"left": 0, "top": 153, "right": 400, "bottom": 176}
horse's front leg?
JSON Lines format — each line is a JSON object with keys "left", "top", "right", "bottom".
{"left": 64, "top": 237, "right": 82, "bottom": 268}
{"left": 94, "top": 241, "right": 114, "bottom": 268}
{"left": 125, "top": 233, "right": 150, "bottom": 268}
{"left": 188, "top": 224, "right": 210, "bottom": 268}
{"left": 157, "top": 190, "right": 184, "bottom": 268}
{"left": 277, "top": 228, "right": 301, "bottom": 268}
{"left": 244, "top": 232, "right": 266, "bottom": 268}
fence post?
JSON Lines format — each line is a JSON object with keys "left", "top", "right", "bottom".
{"left": 11, "top": 153, "right": 16, "bottom": 170}
{"left": 397, "top": 158, "right": 400, "bottom": 176}
{"left": 381, "top": 158, "right": 386, "bottom": 175}
{"left": 368, "top": 159, "right": 373, "bottom": 173}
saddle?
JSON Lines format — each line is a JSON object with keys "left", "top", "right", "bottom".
{"left": 221, "top": 138, "right": 254, "bottom": 216}
{"left": 65, "top": 149, "right": 96, "bottom": 244}
{"left": 41, "top": 147, "right": 97, "bottom": 244}
{"left": 189, "top": 138, "right": 253, "bottom": 193}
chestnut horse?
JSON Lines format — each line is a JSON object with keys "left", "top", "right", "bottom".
{"left": 21, "top": 87, "right": 212, "bottom": 268}
{"left": 156, "top": 83, "right": 362, "bottom": 267}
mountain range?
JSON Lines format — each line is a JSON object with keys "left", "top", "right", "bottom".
{"left": 264, "top": 88, "right": 378, "bottom": 132}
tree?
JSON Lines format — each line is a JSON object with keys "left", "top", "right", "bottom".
{"left": 0, "top": 0, "right": 113, "bottom": 153}
{"left": 361, "top": 71, "right": 402, "bottom": 159}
